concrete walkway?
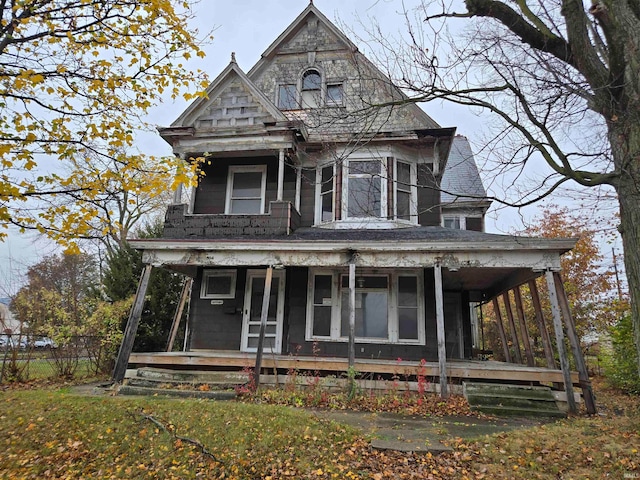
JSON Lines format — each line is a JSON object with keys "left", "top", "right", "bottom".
{"left": 313, "top": 410, "right": 552, "bottom": 453}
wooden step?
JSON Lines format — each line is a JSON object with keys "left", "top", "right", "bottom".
{"left": 463, "top": 382, "right": 565, "bottom": 417}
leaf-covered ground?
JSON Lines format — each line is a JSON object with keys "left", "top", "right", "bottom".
{"left": 0, "top": 380, "right": 638, "bottom": 479}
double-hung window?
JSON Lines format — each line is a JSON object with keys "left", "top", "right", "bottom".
{"left": 225, "top": 165, "right": 267, "bottom": 214}
{"left": 346, "top": 159, "right": 383, "bottom": 219}
{"left": 278, "top": 84, "right": 297, "bottom": 110}
{"left": 394, "top": 160, "right": 415, "bottom": 221}
{"left": 306, "top": 270, "right": 425, "bottom": 344}
{"left": 318, "top": 163, "right": 335, "bottom": 222}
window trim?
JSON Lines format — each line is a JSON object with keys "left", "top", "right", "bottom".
{"left": 394, "top": 159, "right": 418, "bottom": 224}
{"left": 342, "top": 157, "right": 387, "bottom": 220}
{"left": 305, "top": 269, "right": 425, "bottom": 345}
{"left": 225, "top": 165, "right": 267, "bottom": 215}
{"left": 200, "top": 269, "right": 237, "bottom": 299}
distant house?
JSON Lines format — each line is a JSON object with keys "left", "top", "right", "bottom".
{"left": 115, "top": 2, "right": 594, "bottom": 413}
{"left": 0, "top": 298, "right": 20, "bottom": 334}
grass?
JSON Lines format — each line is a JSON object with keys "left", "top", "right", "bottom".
{"left": 0, "top": 378, "right": 638, "bottom": 479}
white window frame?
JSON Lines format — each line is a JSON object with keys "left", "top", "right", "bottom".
{"left": 342, "top": 157, "right": 387, "bottom": 220}
{"left": 394, "top": 159, "right": 418, "bottom": 224}
{"left": 305, "top": 269, "right": 425, "bottom": 345}
{"left": 225, "top": 165, "right": 267, "bottom": 215}
{"left": 314, "top": 162, "right": 336, "bottom": 224}
{"left": 326, "top": 82, "right": 345, "bottom": 107}
{"left": 442, "top": 214, "right": 463, "bottom": 229}
{"left": 200, "top": 269, "right": 237, "bottom": 299}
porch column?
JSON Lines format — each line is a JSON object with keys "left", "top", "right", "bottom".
{"left": 113, "top": 265, "right": 153, "bottom": 383}
{"left": 166, "top": 277, "right": 192, "bottom": 352}
{"left": 545, "top": 270, "right": 577, "bottom": 413}
{"left": 502, "top": 292, "right": 523, "bottom": 364}
{"left": 528, "top": 280, "right": 556, "bottom": 369}
{"left": 553, "top": 272, "right": 597, "bottom": 414}
{"left": 434, "top": 264, "right": 448, "bottom": 398}
{"left": 277, "top": 149, "right": 285, "bottom": 201}
{"left": 492, "top": 297, "right": 513, "bottom": 363}
{"left": 348, "top": 261, "right": 356, "bottom": 369}
{"left": 254, "top": 266, "right": 274, "bottom": 389}
{"left": 513, "top": 286, "right": 535, "bottom": 367}
{"left": 295, "top": 165, "right": 302, "bottom": 212}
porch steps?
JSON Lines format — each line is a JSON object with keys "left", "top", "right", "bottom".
{"left": 463, "top": 382, "right": 565, "bottom": 418}
{"left": 118, "top": 367, "right": 250, "bottom": 399}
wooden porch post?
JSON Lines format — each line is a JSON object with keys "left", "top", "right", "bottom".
{"left": 513, "top": 286, "right": 535, "bottom": 367}
{"left": 166, "top": 277, "right": 193, "bottom": 352}
{"left": 553, "top": 272, "right": 597, "bottom": 414}
{"left": 254, "top": 266, "right": 273, "bottom": 389}
{"left": 545, "top": 270, "right": 577, "bottom": 414}
{"left": 112, "top": 265, "right": 153, "bottom": 383}
{"left": 528, "top": 280, "right": 556, "bottom": 369}
{"left": 277, "top": 149, "right": 285, "bottom": 201}
{"left": 492, "top": 298, "right": 513, "bottom": 363}
{"left": 348, "top": 261, "right": 356, "bottom": 369}
{"left": 434, "top": 264, "right": 448, "bottom": 398}
{"left": 502, "top": 292, "right": 523, "bottom": 364}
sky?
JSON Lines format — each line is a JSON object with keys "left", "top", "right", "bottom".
{"left": 0, "top": 0, "right": 625, "bottom": 296}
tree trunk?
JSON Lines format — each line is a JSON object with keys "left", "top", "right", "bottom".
{"left": 612, "top": 121, "right": 640, "bottom": 377}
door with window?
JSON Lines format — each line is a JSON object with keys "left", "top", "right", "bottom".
{"left": 241, "top": 270, "right": 285, "bottom": 353}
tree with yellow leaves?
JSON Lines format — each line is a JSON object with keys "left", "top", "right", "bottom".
{"left": 0, "top": 0, "right": 208, "bottom": 250}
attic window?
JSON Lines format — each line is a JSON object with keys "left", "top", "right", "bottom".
{"left": 278, "top": 84, "right": 297, "bottom": 110}
{"left": 326, "top": 83, "right": 344, "bottom": 106}
{"left": 301, "top": 69, "right": 321, "bottom": 108}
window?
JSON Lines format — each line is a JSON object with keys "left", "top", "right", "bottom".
{"left": 395, "top": 161, "right": 414, "bottom": 221}
{"left": 301, "top": 70, "right": 321, "bottom": 108}
{"left": 326, "top": 83, "right": 344, "bottom": 106}
{"left": 346, "top": 159, "right": 383, "bottom": 218}
{"left": 201, "top": 269, "right": 237, "bottom": 299}
{"left": 318, "top": 164, "right": 335, "bottom": 222}
{"left": 225, "top": 165, "right": 267, "bottom": 214}
{"left": 443, "top": 216, "right": 461, "bottom": 229}
{"left": 306, "top": 270, "right": 424, "bottom": 344}
{"left": 278, "top": 84, "right": 297, "bottom": 110}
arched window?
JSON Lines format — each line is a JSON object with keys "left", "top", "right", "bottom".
{"left": 301, "top": 69, "right": 321, "bottom": 108}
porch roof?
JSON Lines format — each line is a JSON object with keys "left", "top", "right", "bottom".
{"left": 130, "top": 227, "right": 575, "bottom": 298}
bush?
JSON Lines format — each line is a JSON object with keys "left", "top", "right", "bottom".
{"left": 603, "top": 314, "right": 640, "bottom": 394}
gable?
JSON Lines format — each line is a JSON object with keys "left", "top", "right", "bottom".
{"left": 170, "top": 62, "right": 287, "bottom": 130}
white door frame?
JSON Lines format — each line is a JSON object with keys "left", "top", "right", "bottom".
{"left": 241, "top": 269, "right": 286, "bottom": 353}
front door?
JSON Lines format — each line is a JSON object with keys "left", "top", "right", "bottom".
{"left": 241, "top": 269, "right": 286, "bottom": 353}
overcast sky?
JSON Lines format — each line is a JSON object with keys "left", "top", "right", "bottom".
{"left": 0, "top": 0, "right": 623, "bottom": 295}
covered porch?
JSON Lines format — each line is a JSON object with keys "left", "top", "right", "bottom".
{"left": 114, "top": 228, "right": 596, "bottom": 414}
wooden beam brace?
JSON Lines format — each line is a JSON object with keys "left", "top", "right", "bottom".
{"left": 112, "top": 265, "right": 153, "bottom": 383}
{"left": 166, "top": 277, "right": 192, "bottom": 352}
{"left": 434, "top": 264, "right": 448, "bottom": 398}
{"left": 348, "top": 261, "right": 356, "bottom": 369}
{"left": 254, "top": 266, "right": 274, "bottom": 389}
{"left": 502, "top": 292, "right": 523, "bottom": 364}
{"left": 492, "top": 297, "right": 513, "bottom": 363}
{"left": 513, "top": 286, "right": 535, "bottom": 367}
{"left": 553, "top": 272, "right": 597, "bottom": 414}
{"left": 528, "top": 280, "right": 556, "bottom": 369}
{"left": 545, "top": 270, "right": 577, "bottom": 414}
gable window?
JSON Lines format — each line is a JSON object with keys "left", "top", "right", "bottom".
{"left": 201, "top": 269, "right": 237, "bottom": 299}
{"left": 225, "top": 165, "right": 267, "bottom": 214}
{"left": 306, "top": 270, "right": 425, "bottom": 344}
{"left": 326, "top": 83, "right": 344, "bottom": 106}
{"left": 443, "top": 215, "right": 461, "bottom": 229}
{"left": 301, "top": 69, "right": 321, "bottom": 108}
{"left": 278, "top": 84, "right": 297, "bottom": 110}
{"left": 346, "top": 159, "right": 383, "bottom": 218}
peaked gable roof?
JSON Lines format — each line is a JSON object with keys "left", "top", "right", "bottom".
{"left": 441, "top": 136, "right": 491, "bottom": 206}
{"left": 246, "top": 3, "right": 440, "bottom": 132}
{"left": 169, "top": 59, "right": 287, "bottom": 129}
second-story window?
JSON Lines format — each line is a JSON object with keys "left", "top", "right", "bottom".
{"left": 319, "top": 164, "right": 335, "bottom": 222}
{"left": 346, "top": 159, "right": 383, "bottom": 218}
{"left": 225, "top": 165, "right": 267, "bottom": 214}
{"left": 301, "top": 69, "right": 321, "bottom": 108}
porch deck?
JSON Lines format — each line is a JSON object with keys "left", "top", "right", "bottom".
{"left": 128, "top": 350, "right": 579, "bottom": 386}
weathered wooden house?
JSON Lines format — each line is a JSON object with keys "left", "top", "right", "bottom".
{"left": 115, "top": 3, "right": 594, "bottom": 413}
